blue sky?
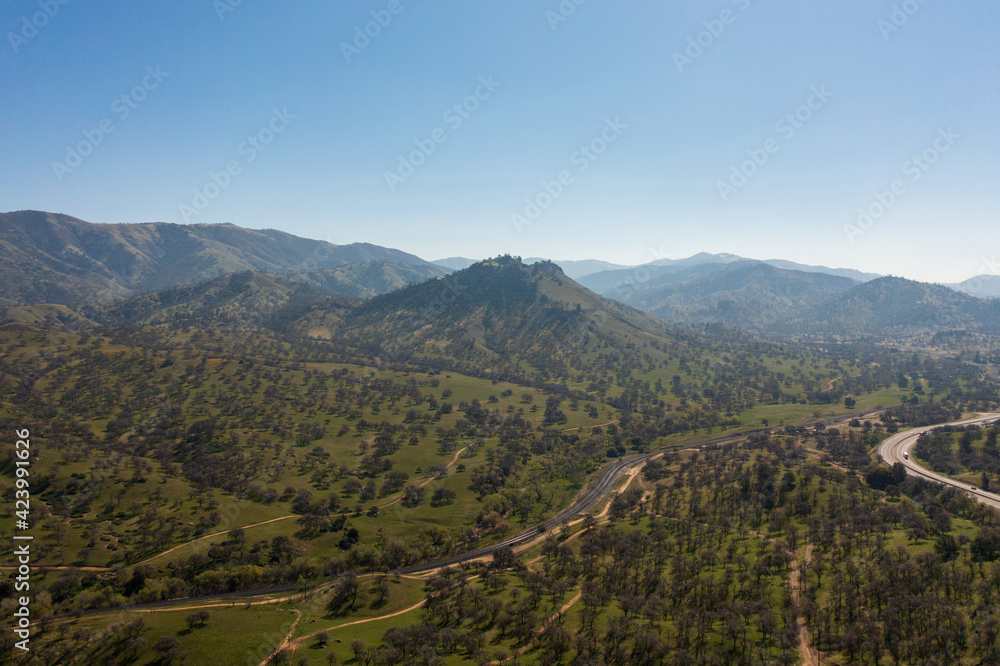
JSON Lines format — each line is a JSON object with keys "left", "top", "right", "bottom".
{"left": 2, "top": 1, "right": 998, "bottom": 282}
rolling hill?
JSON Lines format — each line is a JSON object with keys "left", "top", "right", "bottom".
{"left": 95, "top": 270, "right": 355, "bottom": 333}
{"left": 327, "top": 256, "right": 686, "bottom": 381}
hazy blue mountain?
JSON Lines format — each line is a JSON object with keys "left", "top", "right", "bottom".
{"left": 598, "top": 260, "right": 857, "bottom": 333}
{"left": 431, "top": 257, "right": 479, "bottom": 271}
{"left": 948, "top": 275, "right": 1000, "bottom": 299}
{"left": 523, "top": 258, "right": 633, "bottom": 280}
{"left": 649, "top": 252, "right": 744, "bottom": 269}
{"left": 762, "top": 259, "right": 880, "bottom": 282}
{"left": 578, "top": 254, "right": 741, "bottom": 294}
{"left": 580, "top": 253, "right": 878, "bottom": 295}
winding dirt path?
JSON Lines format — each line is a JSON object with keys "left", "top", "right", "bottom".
{"left": 259, "top": 609, "right": 302, "bottom": 666}
{"left": 1, "top": 515, "right": 297, "bottom": 572}
{"left": 380, "top": 445, "right": 468, "bottom": 508}
{"left": 654, "top": 513, "right": 820, "bottom": 666}
{"left": 294, "top": 597, "right": 429, "bottom": 649}
{"left": 0, "top": 565, "right": 108, "bottom": 572}
{"left": 790, "top": 544, "right": 818, "bottom": 666}
{"left": 494, "top": 590, "right": 583, "bottom": 664}
{"left": 134, "top": 515, "right": 296, "bottom": 566}
{"left": 131, "top": 584, "right": 334, "bottom": 615}
{"left": 560, "top": 419, "right": 619, "bottom": 432}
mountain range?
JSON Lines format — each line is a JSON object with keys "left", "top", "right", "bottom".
{"left": 3, "top": 210, "right": 999, "bottom": 342}
{"left": 578, "top": 259, "right": 1000, "bottom": 338}
{"left": 0, "top": 210, "right": 444, "bottom": 306}
{"left": 440, "top": 252, "right": 882, "bottom": 285}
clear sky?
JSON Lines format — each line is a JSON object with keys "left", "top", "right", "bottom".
{"left": 2, "top": 1, "right": 998, "bottom": 282}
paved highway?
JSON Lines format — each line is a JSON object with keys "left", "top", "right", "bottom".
{"left": 397, "top": 451, "right": 654, "bottom": 573}
{"left": 878, "top": 413, "right": 1000, "bottom": 510}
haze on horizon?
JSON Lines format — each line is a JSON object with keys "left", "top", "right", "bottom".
{"left": 1, "top": 1, "right": 998, "bottom": 283}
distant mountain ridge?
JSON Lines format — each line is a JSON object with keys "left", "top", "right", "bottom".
{"left": 761, "top": 259, "right": 880, "bottom": 283}
{"left": 0, "top": 210, "right": 443, "bottom": 305}
{"left": 523, "top": 257, "right": 633, "bottom": 280}
{"left": 431, "top": 257, "right": 478, "bottom": 272}
{"left": 580, "top": 259, "right": 1000, "bottom": 339}
{"left": 593, "top": 260, "right": 858, "bottom": 334}
{"left": 947, "top": 275, "right": 1000, "bottom": 299}
{"left": 777, "top": 276, "right": 1000, "bottom": 338}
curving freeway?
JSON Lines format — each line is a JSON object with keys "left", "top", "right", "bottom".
{"left": 397, "top": 452, "right": 653, "bottom": 573}
{"left": 878, "top": 413, "right": 1000, "bottom": 510}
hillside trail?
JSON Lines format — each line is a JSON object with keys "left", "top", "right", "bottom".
{"left": 132, "top": 585, "right": 333, "bottom": 615}
{"left": 560, "top": 419, "right": 619, "bottom": 432}
{"left": 652, "top": 512, "right": 820, "bottom": 666}
{"left": 258, "top": 609, "right": 302, "bottom": 666}
{"left": 290, "top": 597, "right": 429, "bottom": 653}
{"left": 492, "top": 589, "right": 584, "bottom": 664}
{"left": 379, "top": 445, "right": 468, "bottom": 508}
{"left": 134, "top": 514, "right": 297, "bottom": 566}
{"left": 789, "top": 544, "right": 819, "bottom": 666}
{"left": 0, "top": 565, "right": 107, "bottom": 572}
{"left": 0, "top": 515, "right": 298, "bottom": 573}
